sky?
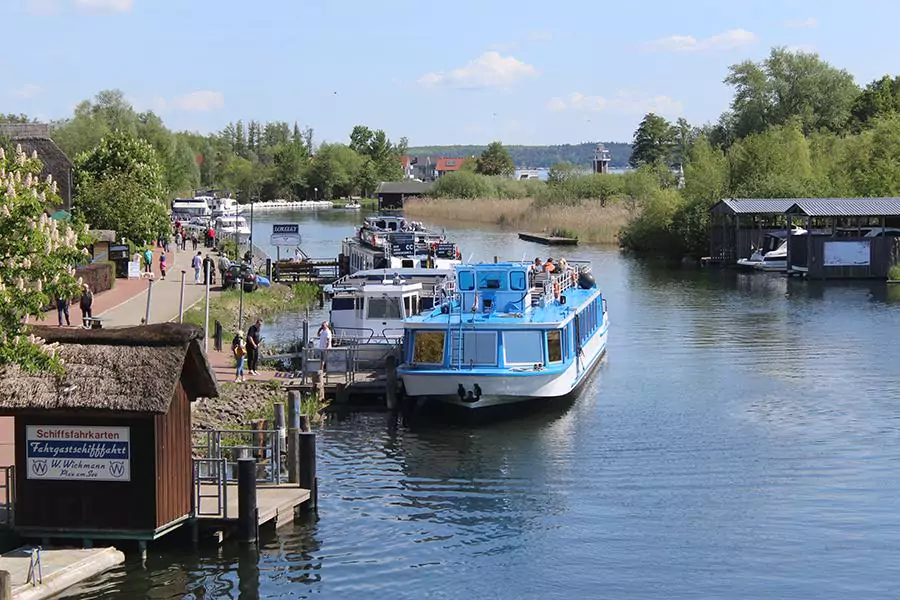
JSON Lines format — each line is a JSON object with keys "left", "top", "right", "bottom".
{"left": 3, "top": 0, "right": 900, "bottom": 146}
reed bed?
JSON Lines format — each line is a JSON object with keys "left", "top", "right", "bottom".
{"left": 404, "top": 197, "right": 629, "bottom": 245}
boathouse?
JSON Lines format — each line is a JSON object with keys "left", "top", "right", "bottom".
{"left": 0, "top": 324, "right": 218, "bottom": 544}
{"left": 376, "top": 181, "right": 432, "bottom": 210}
{"left": 784, "top": 198, "right": 900, "bottom": 279}
{"left": 708, "top": 199, "right": 796, "bottom": 262}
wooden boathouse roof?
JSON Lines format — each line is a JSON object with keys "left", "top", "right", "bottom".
{"left": 709, "top": 199, "right": 797, "bottom": 215}
{"left": 785, "top": 198, "right": 900, "bottom": 217}
{"left": 0, "top": 324, "right": 218, "bottom": 413}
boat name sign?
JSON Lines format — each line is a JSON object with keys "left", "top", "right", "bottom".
{"left": 391, "top": 233, "right": 415, "bottom": 257}
{"left": 271, "top": 223, "right": 302, "bottom": 247}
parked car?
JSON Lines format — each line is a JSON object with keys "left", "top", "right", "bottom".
{"left": 223, "top": 263, "right": 258, "bottom": 292}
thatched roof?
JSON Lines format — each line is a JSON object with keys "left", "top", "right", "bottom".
{"left": 0, "top": 123, "right": 74, "bottom": 211}
{"left": 0, "top": 324, "right": 219, "bottom": 414}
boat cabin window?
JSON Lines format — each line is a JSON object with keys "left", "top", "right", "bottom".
{"left": 504, "top": 331, "right": 543, "bottom": 364}
{"left": 412, "top": 331, "right": 445, "bottom": 364}
{"left": 478, "top": 271, "right": 505, "bottom": 290}
{"left": 509, "top": 270, "right": 527, "bottom": 291}
{"left": 367, "top": 297, "right": 402, "bottom": 320}
{"left": 547, "top": 330, "right": 563, "bottom": 363}
{"left": 403, "top": 294, "right": 420, "bottom": 316}
{"left": 458, "top": 270, "right": 475, "bottom": 291}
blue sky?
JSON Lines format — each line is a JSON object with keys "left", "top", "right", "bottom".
{"left": 3, "top": 0, "right": 900, "bottom": 145}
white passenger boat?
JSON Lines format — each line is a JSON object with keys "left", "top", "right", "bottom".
{"left": 398, "top": 261, "right": 608, "bottom": 411}
{"left": 214, "top": 215, "right": 251, "bottom": 244}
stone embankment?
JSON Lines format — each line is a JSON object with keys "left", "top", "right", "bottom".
{"left": 192, "top": 381, "right": 285, "bottom": 430}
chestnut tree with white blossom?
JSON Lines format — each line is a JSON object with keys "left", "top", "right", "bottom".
{"left": 0, "top": 145, "right": 92, "bottom": 372}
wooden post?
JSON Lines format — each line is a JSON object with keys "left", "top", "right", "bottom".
{"left": 0, "top": 570, "right": 10, "bottom": 600}
{"left": 385, "top": 354, "right": 398, "bottom": 411}
{"left": 287, "top": 391, "right": 301, "bottom": 484}
{"left": 298, "top": 432, "right": 317, "bottom": 510}
{"left": 237, "top": 458, "right": 258, "bottom": 543}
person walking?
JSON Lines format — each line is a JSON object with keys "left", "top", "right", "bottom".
{"left": 174, "top": 230, "right": 183, "bottom": 252}
{"left": 191, "top": 231, "right": 198, "bottom": 251}
{"left": 246, "top": 318, "right": 262, "bottom": 375}
{"left": 55, "top": 294, "right": 71, "bottom": 327}
{"left": 232, "top": 331, "right": 246, "bottom": 383}
{"left": 202, "top": 254, "right": 216, "bottom": 285}
{"left": 143, "top": 247, "right": 153, "bottom": 274}
{"left": 79, "top": 284, "right": 93, "bottom": 328}
{"left": 218, "top": 253, "right": 231, "bottom": 286}
{"left": 192, "top": 252, "right": 203, "bottom": 284}
{"left": 159, "top": 251, "right": 167, "bottom": 280}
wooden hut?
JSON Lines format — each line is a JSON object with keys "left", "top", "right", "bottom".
{"left": 708, "top": 199, "right": 795, "bottom": 262}
{"left": 376, "top": 181, "right": 432, "bottom": 210}
{"left": 0, "top": 324, "right": 218, "bottom": 545}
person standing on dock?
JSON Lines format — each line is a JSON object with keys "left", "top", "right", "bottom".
{"left": 246, "top": 319, "right": 262, "bottom": 375}
{"left": 232, "top": 331, "right": 247, "bottom": 383}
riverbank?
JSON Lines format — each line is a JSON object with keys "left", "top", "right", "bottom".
{"left": 193, "top": 381, "right": 329, "bottom": 430}
{"left": 403, "top": 197, "right": 629, "bottom": 244}
{"left": 183, "top": 282, "right": 318, "bottom": 339}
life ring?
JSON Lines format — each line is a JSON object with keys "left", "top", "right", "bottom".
{"left": 553, "top": 280, "right": 561, "bottom": 299}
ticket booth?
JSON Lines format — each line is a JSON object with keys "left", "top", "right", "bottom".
{"left": 0, "top": 324, "right": 218, "bottom": 545}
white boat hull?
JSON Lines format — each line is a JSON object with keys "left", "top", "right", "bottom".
{"left": 400, "top": 327, "right": 608, "bottom": 410}
{"left": 754, "top": 260, "right": 787, "bottom": 272}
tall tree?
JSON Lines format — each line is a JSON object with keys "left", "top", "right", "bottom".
{"left": 475, "top": 141, "right": 514, "bottom": 176}
{"left": 850, "top": 75, "right": 900, "bottom": 129}
{"left": 629, "top": 113, "right": 675, "bottom": 167}
{"left": 725, "top": 47, "right": 859, "bottom": 138}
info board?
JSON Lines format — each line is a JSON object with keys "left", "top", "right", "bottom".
{"left": 823, "top": 240, "right": 871, "bottom": 267}
{"left": 271, "top": 223, "right": 302, "bottom": 247}
{"left": 25, "top": 425, "right": 131, "bottom": 482}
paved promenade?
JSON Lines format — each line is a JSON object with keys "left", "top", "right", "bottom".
{"left": 36, "top": 245, "right": 223, "bottom": 327}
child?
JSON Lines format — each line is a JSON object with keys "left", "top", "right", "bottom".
{"left": 232, "top": 331, "right": 246, "bottom": 383}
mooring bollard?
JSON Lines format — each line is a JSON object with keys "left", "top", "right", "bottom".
{"left": 287, "top": 391, "right": 301, "bottom": 484}
{"left": 385, "top": 355, "right": 398, "bottom": 411}
{"left": 298, "top": 415, "right": 310, "bottom": 433}
{"left": 298, "top": 431, "right": 317, "bottom": 510}
{"left": 237, "top": 458, "right": 258, "bottom": 543}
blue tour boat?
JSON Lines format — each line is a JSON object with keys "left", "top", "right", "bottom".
{"left": 397, "top": 260, "right": 608, "bottom": 410}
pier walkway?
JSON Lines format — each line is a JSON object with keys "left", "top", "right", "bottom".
{"left": 0, "top": 546, "right": 124, "bottom": 600}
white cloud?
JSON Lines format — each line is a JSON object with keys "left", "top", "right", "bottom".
{"left": 25, "top": 0, "right": 60, "bottom": 15}
{"left": 170, "top": 90, "right": 225, "bottom": 112}
{"left": 784, "top": 17, "right": 817, "bottom": 29}
{"left": 644, "top": 28, "right": 758, "bottom": 52}
{"left": 12, "top": 84, "right": 43, "bottom": 99}
{"left": 418, "top": 52, "right": 537, "bottom": 89}
{"left": 74, "top": 0, "right": 133, "bottom": 13}
{"left": 547, "top": 90, "right": 684, "bottom": 117}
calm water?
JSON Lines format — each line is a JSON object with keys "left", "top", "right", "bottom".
{"left": 63, "top": 212, "right": 900, "bottom": 599}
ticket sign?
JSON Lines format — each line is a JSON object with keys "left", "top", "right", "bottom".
{"left": 391, "top": 233, "right": 416, "bottom": 257}
{"left": 26, "top": 425, "right": 131, "bottom": 482}
{"left": 271, "top": 224, "right": 301, "bottom": 247}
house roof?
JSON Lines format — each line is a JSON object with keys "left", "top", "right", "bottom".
{"left": 0, "top": 324, "right": 219, "bottom": 414}
{"left": 435, "top": 157, "right": 466, "bottom": 172}
{"left": 400, "top": 155, "right": 411, "bottom": 169}
{"left": 785, "top": 198, "right": 900, "bottom": 217}
{"left": 376, "top": 181, "right": 433, "bottom": 195}
{"left": 709, "top": 199, "right": 797, "bottom": 215}
{"left": 0, "top": 123, "right": 74, "bottom": 209}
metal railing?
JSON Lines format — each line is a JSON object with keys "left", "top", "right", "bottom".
{"left": 192, "top": 457, "right": 227, "bottom": 518}
{"left": 0, "top": 465, "right": 14, "bottom": 527}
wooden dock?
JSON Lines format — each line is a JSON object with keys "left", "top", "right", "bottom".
{"left": 518, "top": 232, "right": 578, "bottom": 246}
{"left": 0, "top": 546, "right": 124, "bottom": 600}
{"left": 196, "top": 483, "right": 310, "bottom": 529}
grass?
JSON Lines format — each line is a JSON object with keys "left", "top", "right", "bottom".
{"left": 889, "top": 263, "right": 900, "bottom": 281}
{"left": 183, "top": 281, "right": 318, "bottom": 339}
{"left": 403, "top": 197, "right": 629, "bottom": 244}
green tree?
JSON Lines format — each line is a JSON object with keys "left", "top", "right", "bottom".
{"left": 850, "top": 75, "right": 900, "bottom": 129}
{"left": 308, "top": 144, "right": 362, "bottom": 199}
{"left": 670, "top": 136, "right": 729, "bottom": 256}
{"left": 629, "top": 113, "right": 675, "bottom": 167}
{"left": 73, "top": 132, "right": 169, "bottom": 243}
{"left": 475, "top": 141, "right": 514, "bottom": 176}
{"left": 725, "top": 47, "right": 859, "bottom": 138}
{"left": 0, "top": 145, "right": 93, "bottom": 372}
{"left": 727, "top": 123, "right": 816, "bottom": 197}
{"left": 547, "top": 162, "right": 578, "bottom": 185}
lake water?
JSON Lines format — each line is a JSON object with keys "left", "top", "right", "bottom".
{"left": 62, "top": 211, "right": 900, "bottom": 599}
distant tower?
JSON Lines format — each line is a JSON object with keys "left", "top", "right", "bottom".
{"left": 591, "top": 143, "right": 611, "bottom": 174}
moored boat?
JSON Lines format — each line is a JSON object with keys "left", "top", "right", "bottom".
{"left": 397, "top": 260, "right": 608, "bottom": 411}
